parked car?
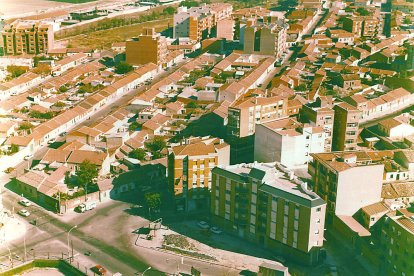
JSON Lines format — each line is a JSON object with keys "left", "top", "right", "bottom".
{"left": 92, "top": 265, "right": 107, "bottom": 275}
{"left": 197, "top": 221, "right": 209, "bottom": 229}
{"left": 47, "top": 138, "right": 56, "bottom": 144}
{"left": 59, "top": 132, "right": 67, "bottom": 137}
{"left": 24, "top": 154, "right": 33, "bottom": 160}
{"left": 18, "top": 209, "right": 30, "bottom": 217}
{"left": 210, "top": 226, "right": 222, "bottom": 234}
{"left": 19, "top": 199, "right": 31, "bottom": 207}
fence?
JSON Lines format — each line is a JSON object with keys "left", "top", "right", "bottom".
{"left": 0, "top": 251, "right": 99, "bottom": 276}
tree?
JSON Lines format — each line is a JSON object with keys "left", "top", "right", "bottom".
{"left": 59, "top": 85, "right": 68, "bottom": 93}
{"left": 179, "top": 0, "right": 199, "bottom": 8}
{"left": 357, "top": 8, "right": 370, "bottom": 16}
{"left": 145, "top": 192, "right": 161, "bottom": 211}
{"left": 9, "top": 144, "right": 19, "bottom": 154}
{"left": 114, "top": 62, "right": 133, "bottom": 74}
{"left": 403, "top": 17, "right": 412, "bottom": 25}
{"left": 53, "top": 101, "right": 66, "bottom": 108}
{"left": 145, "top": 137, "right": 167, "bottom": 155}
{"left": 129, "top": 148, "right": 146, "bottom": 160}
{"left": 32, "top": 63, "right": 51, "bottom": 76}
{"left": 76, "top": 160, "right": 98, "bottom": 187}
{"left": 7, "top": 65, "right": 27, "bottom": 78}
{"left": 186, "top": 101, "right": 198, "bottom": 108}
{"left": 163, "top": 7, "right": 176, "bottom": 15}
{"left": 128, "top": 121, "right": 141, "bottom": 131}
{"left": 294, "top": 84, "right": 308, "bottom": 91}
{"left": 19, "top": 122, "right": 34, "bottom": 130}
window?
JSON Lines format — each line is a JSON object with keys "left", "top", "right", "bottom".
{"left": 316, "top": 207, "right": 321, "bottom": 212}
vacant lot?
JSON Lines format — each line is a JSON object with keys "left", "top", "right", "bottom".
{"left": 64, "top": 18, "right": 173, "bottom": 49}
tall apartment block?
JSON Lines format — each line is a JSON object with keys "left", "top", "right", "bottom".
{"left": 168, "top": 137, "right": 230, "bottom": 211}
{"left": 126, "top": 28, "right": 168, "bottom": 67}
{"left": 309, "top": 151, "right": 385, "bottom": 223}
{"left": 332, "top": 102, "right": 361, "bottom": 151}
{"left": 380, "top": 210, "right": 414, "bottom": 275}
{"left": 211, "top": 163, "right": 326, "bottom": 264}
{"left": 343, "top": 16, "right": 381, "bottom": 37}
{"left": 243, "top": 19, "right": 288, "bottom": 59}
{"left": 254, "top": 117, "right": 326, "bottom": 168}
{"left": 173, "top": 4, "right": 233, "bottom": 41}
{"left": 2, "top": 20, "right": 54, "bottom": 55}
{"left": 299, "top": 96, "right": 335, "bottom": 152}
{"left": 227, "top": 94, "right": 288, "bottom": 139}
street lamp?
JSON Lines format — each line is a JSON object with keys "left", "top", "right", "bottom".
{"left": 67, "top": 225, "right": 77, "bottom": 260}
{"left": 142, "top": 266, "right": 152, "bottom": 275}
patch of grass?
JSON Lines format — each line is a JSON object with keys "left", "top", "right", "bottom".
{"left": 164, "top": 234, "right": 196, "bottom": 251}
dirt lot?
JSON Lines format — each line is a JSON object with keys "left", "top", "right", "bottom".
{"left": 62, "top": 18, "right": 173, "bottom": 49}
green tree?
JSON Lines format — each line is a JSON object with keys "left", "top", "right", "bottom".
{"left": 145, "top": 137, "right": 167, "bottom": 154}
{"left": 186, "top": 101, "right": 198, "bottom": 108}
{"left": 403, "top": 17, "right": 412, "bottom": 25}
{"left": 145, "top": 192, "right": 161, "bottom": 211}
{"left": 76, "top": 160, "right": 98, "bottom": 187}
{"left": 129, "top": 148, "right": 146, "bottom": 160}
{"left": 179, "top": 0, "right": 199, "bottom": 8}
{"left": 294, "top": 84, "right": 307, "bottom": 91}
{"left": 19, "top": 122, "right": 34, "bottom": 130}
{"left": 53, "top": 101, "right": 66, "bottom": 108}
{"left": 163, "top": 7, "right": 176, "bottom": 15}
{"left": 9, "top": 144, "right": 19, "bottom": 154}
{"left": 59, "top": 85, "right": 68, "bottom": 93}
{"left": 357, "top": 8, "right": 370, "bottom": 16}
{"left": 7, "top": 65, "right": 27, "bottom": 78}
{"left": 128, "top": 121, "right": 141, "bottom": 131}
{"left": 114, "top": 62, "right": 134, "bottom": 74}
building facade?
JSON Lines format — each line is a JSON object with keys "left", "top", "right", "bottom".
{"left": 243, "top": 20, "right": 288, "bottom": 59}
{"left": 2, "top": 20, "right": 54, "bottom": 55}
{"left": 254, "top": 118, "right": 326, "bottom": 168}
{"left": 173, "top": 4, "right": 233, "bottom": 41}
{"left": 332, "top": 102, "right": 361, "bottom": 151}
{"left": 168, "top": 137, "right": 230, "bottom": 211}
{"left": 309, "top": 151, "right": 385, "bottom": 222}
{"left": 211, "top": 163, "right": 326, "bottom": 264}
{"left": 126, "top": 28, "right": 168, "bottom": 67}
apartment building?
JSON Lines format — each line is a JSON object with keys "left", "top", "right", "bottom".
{"left": 343, "top": 16, "right": 381, "bottom": 37}
{"left": 299, "top": 97, "right": 335, "bottom": 152}
{"left": 2, "top": 20, "right": 54, "bottom": 55}
{"left": 211, "top": 163, "right": 326, "bottom": 264}
{"left": 309, "top": 151, "right": 385, "bottom": 222}
{"left": 173, "top": 4, "right": 233, "bottom": 41}
{"left": 227, "top": 92, "right": 288, "bottom": 139}
{"left": 254, "top": 118, "right": 326, "bottom": 168}
{"left": 332, "top": 102, "right": 361, "bottom": 151}
{"left": 126, "top": 28, "right": 168, "bottom": 67}
{"left": 243, "top": 20, "right": 288, "bottom": 59}
{"left": 380, "top": 209, "right": 414, "bottom": 275}
{"left": 168, "top": 137, "right": 230, "bottom": 211}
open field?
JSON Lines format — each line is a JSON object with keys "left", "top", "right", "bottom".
{"left": 63, "top": 18, "right": 173, "bottom": 49}
{"left": 50, "top": 0, "right": 96, "bottom": 3}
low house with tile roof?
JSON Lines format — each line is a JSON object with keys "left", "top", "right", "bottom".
{"left": 378, "top": 115, "right": 414, "bottom": 139}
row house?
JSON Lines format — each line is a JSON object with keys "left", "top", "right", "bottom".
{"left": 0, "top": 72, "right": 42, "bottom": 101}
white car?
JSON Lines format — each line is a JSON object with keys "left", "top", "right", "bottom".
{"left": 24, "top": 154, "right": 33, "bottom": 160}
{"left": 210, "top": 226, "right": 222, "bottom": 234}
{"left": 19, "top": 199, "right": 31, "bottom": 207}
{"left": 197, "top": 221, "right": 209, "bottom": 229}
{"left": 47, "top": 138, "right": 56, "bottom": 144}
{"left": 18, "top": 209, "right": 30, "bottom": 217}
